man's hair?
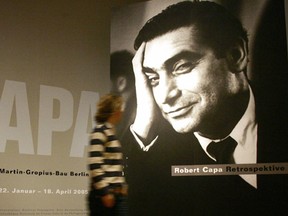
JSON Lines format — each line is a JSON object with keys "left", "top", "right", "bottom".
{"left": 134, "top": 1, "right": 248, "bottom": 58}
{"left": 110, "top": 50, "right": 135, "bottom": 87}
{"left": 95, "top": 94, "right": 123, "bottom": 123}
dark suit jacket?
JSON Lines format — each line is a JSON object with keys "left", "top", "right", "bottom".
{"left": 123, "top": 64, "right": 288, "bottom": 216}
{"left": 124, "top": 109, "right": 288, "bottom": 216}
{"left": 122, "top": 1, "right": 288, "bottom": 215}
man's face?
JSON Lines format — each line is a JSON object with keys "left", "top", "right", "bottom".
{"left": 143, "top": 26, "right": 237, "bottom": 134}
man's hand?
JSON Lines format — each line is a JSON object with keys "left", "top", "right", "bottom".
{"left": 132, "top": 42, "right": 161, "bottom": 141}
{"left": 101, "top": 193, "right": 115, "bottom": 208}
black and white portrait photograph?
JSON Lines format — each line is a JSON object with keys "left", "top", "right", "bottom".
{"left": 111, "top": 0, "right": 288, "bottom": 215}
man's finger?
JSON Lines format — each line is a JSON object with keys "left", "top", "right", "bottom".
{"left": 132, "top": 42, "right": 146, "bottom": 76}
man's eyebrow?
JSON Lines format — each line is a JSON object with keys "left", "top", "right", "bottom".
{"left": 143, "top": 67, "right": 156, "bottom": 74}
{"left": 143, "top": 51, "right": 202, "bottom": 73}
{"left": 164, "top": 51, "right": 202, "bottom": 68}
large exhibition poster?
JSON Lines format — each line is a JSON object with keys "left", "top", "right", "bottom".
{"left": 0, "top": 1, "right": 110, "bottom": 215}
{"left": 111, "top": 0, "right": 288, "bottom": 215}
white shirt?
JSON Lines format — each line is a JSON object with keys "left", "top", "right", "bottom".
{"left": 194, "top": 86, "right": 257, "bottom": 188}
{"left": 131, "top": 87, "right": 258, "bottom": 188}
{"left": 129, "top": 126, "right": 159, "bottom": 151}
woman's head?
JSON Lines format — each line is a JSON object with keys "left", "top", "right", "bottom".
{"left": 95, "top": 94, "right": 123, "bottom": 123}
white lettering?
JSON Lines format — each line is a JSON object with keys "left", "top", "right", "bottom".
{"left": 70, "top": 91, "right": 98, "bottom": 157}
{"left": 0, "top": 80, "right": 99, "bottom": 157}
{"left": 37, "top": 85, "right": 73, "bottom": 155}
{"left": 202, "top": 167, "right": 223, "bottom": 173}
{"left": 0, "top": 80, "right": 34, "bottom": 154}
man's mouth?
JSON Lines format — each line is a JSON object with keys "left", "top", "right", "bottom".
{"left": 165, "top": 104, "right": 194, "bottom": 118}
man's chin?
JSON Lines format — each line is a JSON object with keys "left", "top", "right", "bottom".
{"left": 164, "top": 115, "right": 197, "bottom": 133}
{"left": 169, "top": 121, "right": 195, "bottom": 134}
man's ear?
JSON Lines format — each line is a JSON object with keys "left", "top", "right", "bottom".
{"left": 116, "top": 76, "right": 127, "bottom": 92}
{"left": 226, "top": 38, "right": 248, "bottom": 73}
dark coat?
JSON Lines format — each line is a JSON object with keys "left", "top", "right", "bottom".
{"left": 125, "top": 103, "right": 288, "bottom": 215}
{"left": 123, "top": 1, "right": 288, "bottom": 215}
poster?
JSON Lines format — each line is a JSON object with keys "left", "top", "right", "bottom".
{"left": 0, "top": 0, "right": 110, "bottom": 215}
{"left": 111, "top": 0, "right": 288, "bottom": 215}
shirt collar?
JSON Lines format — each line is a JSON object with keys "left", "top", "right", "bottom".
{"left": 194, "top": 86, "right": 258, "bottom": 188}
{"left": 194, "top": 86, "right": 256, "bottom": 159}
{"left": 230, "top": 85, "right": 256, "bottom": 146}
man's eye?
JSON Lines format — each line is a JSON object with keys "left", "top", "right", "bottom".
{"left": 146, "top": 74, "right": 159, "bottom": 87}
{"left": 173, "top": 62, "right": 195, "bottom": 75}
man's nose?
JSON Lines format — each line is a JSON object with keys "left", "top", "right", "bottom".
{"left": 158, "top": 75, "right": 180, "bottom": 104}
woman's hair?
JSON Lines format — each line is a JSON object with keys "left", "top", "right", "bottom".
{"left": 95, "top": 94, "right": 123, "bottom": 123}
